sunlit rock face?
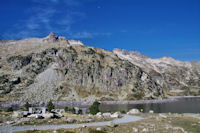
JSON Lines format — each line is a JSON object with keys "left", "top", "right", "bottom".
{"left": 113, "top": 49, "right": 200, "bottom": 96}
{"left": 0, "top": 33, "right": 199, "bottom": 102}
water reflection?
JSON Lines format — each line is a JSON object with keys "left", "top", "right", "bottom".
{"left": 100, "top": 97, "right": 200, "bottom": 113}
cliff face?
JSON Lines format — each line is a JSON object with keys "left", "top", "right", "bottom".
{"left": 0, "top": 33, "right": 164, "bottom": 102}
{"left": 0, "top": 33, "right": 199, "bottom": 102}
{"left": 113, "top": 49, "right": 200, "bottom": 96}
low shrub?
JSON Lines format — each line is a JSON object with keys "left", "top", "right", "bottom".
{"left": 89, "top": 101, "right": 100, "bottom": 115}
{"left": 6, "top": 107, "right": 13, "bottom": 112}
{"left": 46, "top": 100, "right": 54, "bottom": 111}
{"left": 64, "top": 106, "right": 69, "bottom": 112}
{"left": 24, "top": 102, "right": 31, "bottom": 110}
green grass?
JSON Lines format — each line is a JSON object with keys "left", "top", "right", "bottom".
{"left": 170, "top": 115, "right": 200, "bottom": 133}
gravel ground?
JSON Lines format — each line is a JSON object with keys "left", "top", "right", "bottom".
{"left": 0, "top": 115, "right": 142, "bottom": 133}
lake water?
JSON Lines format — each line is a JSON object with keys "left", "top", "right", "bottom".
{"left": 1, "top": 97, "right": 200, "bottom": 113}
{"left": 99, "top": 97, "right": 200, "bottom": 113}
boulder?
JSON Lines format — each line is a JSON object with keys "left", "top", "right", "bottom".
{"left": 28, "top": 114, "right": 43, "bottom": 119}
{"left": 88, "top": 114, "right": 93, "bottom": 117}
{"left": 142, "top": 128, "right": 148, "bottom": 132}
{"left": 57, "top": 112, "right": 64, "bottom": 117}
{"left": 127, "top": 109, "right": 140, "bottom": 115}
{"left": 6, "top": 121, "right": 15, "bottom": 125}
{"left": 110, "top": 112, "right": 122, "bottom": 118}
{"left": 107, "top": 121, "right": 117, "bottom": 127}
{"left": 53, "top": 130, "right": 58, "bottom": 133}
{"left": 12, "top": 111, "right": 23, "bottom": 118}
{"left": 132, "top": 127, "right": 138, "bottom": 132}
{"left": 82, "top": 125, "right": 87, "bottom": 128}
{"left": 35, "top": 114, "right": 43, "bottom": 119}
{"left": 96, "top": 112, "right": 104, "bottom": 119}
{"left": 42, "top": 113, "right": 54, "bottom": 119}
{"left": 66, "top": 118, "right": 76, "bottom": 123}
{"left": 87, "top": 114, "right": 94, "bottom": 119}
{"left": 23, "top": 111, "right": 29, "bottom": 116}
{"left": 159, "top": 114, "right": 167, "bottom": 118}
{"left": 59, "top": 109, "right": 65, "bottom": 113}
{"left": 102, "top": 112, "right": 111, "bottom": 117}
{"left": 97, "top": 114, "right": 104, "bottom": 119}
{"left": 149, "top": 110, "right": 154, "bottom": 113}
{"left": 27, "top": 114, "right": 36, "bottom": 118}
{"left": 96, "top": 112, "right": 102, "bottom": 116}
{"left": 85, "top": 119, "right": 92, "bottom": 122}
{"left": 96, "top": 127, "right": 102, "bottom": 131}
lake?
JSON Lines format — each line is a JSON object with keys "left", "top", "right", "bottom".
{"left": 1, "top": 97, "right": 200, "bottom": 113}
{"left": 99, "top": 97, "right": 200, "bottom": 113}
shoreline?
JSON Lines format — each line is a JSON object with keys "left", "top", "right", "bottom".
{"left": 0, "top": 96, "right": 200, "bottom": 108}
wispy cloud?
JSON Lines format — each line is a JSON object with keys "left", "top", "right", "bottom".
{"left": 32, "top": 0, "right": 81, "bottom": 6}
{"left": 2, "top": 6, "right": 57, "bottom": 39}
{"left": 0, "top": 1, "right": 68, "bottom": 38}
{"left": 2, "top": 0, "right": 111, "bottom": 40}
{"left": 70, "top": 32, "right": 112, "bottom": 39}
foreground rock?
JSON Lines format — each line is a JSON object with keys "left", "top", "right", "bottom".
{"left": 66, "top": 118, "right": 77, "bottom": 123}
{"left": 42, "top": 113, "right": 54, "bottom": 119}
{"left": 107, "top": 121, "right": 118, "bottom": 127}
{"left": 12, "top": 111, "right": 23, "bottom": 118}
{"left": 159, "top": 114, "right": 167, "bottom": 118}
{"left": 28, "top": 114, "right": 43, "bottom": 119}
{"left": 127, "top": 109, "right": 140, "bottom": 115}
{"left": 110, "top": 112, "right": 122, "bottom": 118}
{"left": 149, "top": 110, "right": 154, "bottom": 113}
{"left": 96, "top": 112, "right": 104, "bottom": 119}
{"left": 102, "top": 112, "right": 111, "bottom": 117}
{"left": 96, "top": 127, "right": 102, "bottom": 131}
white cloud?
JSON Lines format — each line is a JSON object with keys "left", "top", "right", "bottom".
{"left": 70, "top": 31, "right": 112, "bottom": 39}
{"left": 2, "top": 0, "right": 79, "bottom": 39}
{"left": 2, "top": 0, "right": 111, "bottom": 40}
{"left": 71, "top": 32, "right": 93, "bottom": 38}
{"left": 31, "top": 0, "right": 81, "bottom": 6}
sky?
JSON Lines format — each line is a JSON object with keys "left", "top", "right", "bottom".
{"left": 0, "top": 0, "right": 200, "bottom": 61}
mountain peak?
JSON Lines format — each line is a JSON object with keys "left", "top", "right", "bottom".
{"left": 44, "top": 32, "right": 58, "bottom": 41}
{"left": 43, "top": 32, "right": 64, "bottom": 43}
{"left": 48, "top": 32, "right": 57, "bottom": 38}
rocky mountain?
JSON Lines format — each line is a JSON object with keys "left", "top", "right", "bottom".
{"left": 0, "top": 33, "right": 199, "bottom": 102}
{"left": 113, "top": 49, "right": 200, "bottom": 96}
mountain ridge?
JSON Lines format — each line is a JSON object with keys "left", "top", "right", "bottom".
{"left": 0, "top": 33, "right": 199, "bottom": 102}
{"left": 113, "top": 49, "right": 200, "bottom": 96}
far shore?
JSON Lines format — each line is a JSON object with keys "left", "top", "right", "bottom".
{"left": 0, "top": 96, "right": 200, "bottom": 108}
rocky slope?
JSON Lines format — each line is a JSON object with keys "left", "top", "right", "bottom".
{"left": 113, "top": 49, "right": 200, "bottom": 96}
{"left": 0, "top": 33, "right": 199, "bottom": 102}
{"left": 0, "top": 33, "right": 164, "bottom": 102}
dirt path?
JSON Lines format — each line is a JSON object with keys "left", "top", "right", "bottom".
{"left": 0, "top": 115, "right": 142, "bottom": 133}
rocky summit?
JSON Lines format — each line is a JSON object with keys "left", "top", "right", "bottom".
{"left": 0, "top": 33, "right": 199, "bottom": 102}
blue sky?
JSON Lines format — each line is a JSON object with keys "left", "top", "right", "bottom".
{"left": 0, "top": 0, "right": 200, "bottom": 61}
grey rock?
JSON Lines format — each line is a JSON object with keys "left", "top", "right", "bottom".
{"left": 127, "top": 109, "right": 140, "bottom": 115}
{"left": 102, "top": 112, "right": 111, "bottom": 117}
{"left": 113, "top": 49, "right": 200, "bottom": 97}
{"left": 66, "top": 118, "right": 76, "bottom": 123}
{"left": 110, "top": 112, "right": 122, "bottom": 118}
{"left": 96, "top": 127, "right": 102, "bottom": 131}
{"left": 107, "top": 121, "right": 117, "bottom": 127}
{"left": 0, "top": 33, "right": 199, "bottom": 102}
